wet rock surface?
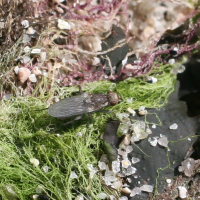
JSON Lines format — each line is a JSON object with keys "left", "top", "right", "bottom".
{"left": 128, "top": 84, "right": 199, "bottom": 199}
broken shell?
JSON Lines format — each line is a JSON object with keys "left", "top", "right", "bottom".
{"left": 18, "top": 67, "right": 31, "bottom": 83}
{"left": 121, "top": 187, "right": 131, "bottom": 194}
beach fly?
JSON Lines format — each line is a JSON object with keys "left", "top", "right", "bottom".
{"left": 48, "top": 91, "right": 120, "bottom": 119}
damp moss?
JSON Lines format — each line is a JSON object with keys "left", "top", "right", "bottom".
{"left": 0, "top": 63, "right": 176, "bottom": 200}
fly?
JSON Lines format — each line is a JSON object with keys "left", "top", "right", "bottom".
{"left": 48, "top": 91, "right": 120, "bottom": 118}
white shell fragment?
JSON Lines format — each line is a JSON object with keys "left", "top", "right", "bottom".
{"left": 169, "top": 123, "right": 178, "bottom": 130}
{"left": 178, "top": 158, "right": 195, "bottom": 177}
{"left": 121, "top": 160, "right": 131, "bottom": 169}
{"left": 125, "top": 166, "right": 137, "bottom": 176}
{"left": 152, "top": 124, "right": 156, "bottom": 129}
{"left": 21, "top": 20, "right": 29, "bottom": 28}
{"left": 57, "top": 19, "right": 71, "bottom": 30}
{"left": 29, "top": 74, "right": 37, "bottom": 82}
{"left": 119, "top": 197, "right": 128, "bottom": 200}
{"left": 173, "top": 47, "right": 178, "bottom": 52}
{"left": 24, "top": 46, "right": 31, "bottom": 53}
{"left": 122, "top": 57, "right": 128, "bottom": 66}
{"left": 126, "top": 97, "right": 133, "bottom": 104}
{"left": 14, "top": 66, "right": 19, "bottom": 74}
{"left": 171, "top": 64, "right": 185, "bottom": 74}
{"left": 98, "top": 192, "right": 107, "bottom": 199}
{"left": 166, "top": 179, "right": 171, "bottom": 184}
{"left": 36, "top": 185, "right": 43, "bottom": 193}
{"left": 31, "top": 49, "right": 41, "bottom": 54}
{"left": 87, "top": 164, "right": 98, "bottom": 179}
{"left": 178, "top": 186, "right": 187, "bottom": 199}
{"left": 146, "top": 76, "right": 158, "bottom": 84}
{"left": 112, "top": 160, "right": 121, "bottom": 174}
{"left": 75, "top": 195, "right": 84, "bottom": 200}
{"left": 148, "top": 137, "right": 158, "bottom": 147}
{"left": 27, "top": 26, "right": 36, "bottom": 34}
{"left": 132, "top": 157, "right": 140, "bottom": 164}
{"left": 158, "top": 136, "right": 168, "bottom": 148}
{"left": 69, "top": 171, "right": 78, "bottom": 179}
{"left": 98, "top": 161, "right": 107, "bottom": 171}
{"left": 168, "top": 58, "right": 175, "bottom": 65}
{"left": 120, "top": 134, "right": 131, "bottom": 146}
{"left": 32, "top": 67, "right": 42, "bottom": 76}
{"left": 40, "top": 52, "right": 46, "bottom": 61}
{"left": 42, "top": 165, "right": 49, "bottom": 173}
{"left": 21, "top": 56, "right": 31, "bottom": 64}
{"left": 138, "top": 106, "right": 148, "bottom": 115}
{"left": 127, "top": 108, "right": 136, "bottom": 116}
{"left": 130, "top": 187, "right": 141, "bottom": 197}
{"left": 139, "top": 106, "right": 145, "bottom": 111}
{"left": 30, "top": 158, "right": 40, "bottom": 167}
{"left": 5, "top": 185, "right": 17, "bottom": 196}
{"left": 140, "top": 185, "right": 154, "bottom": 193}
{"left": 33, "top": 194, "right": 39, "bottom": 199}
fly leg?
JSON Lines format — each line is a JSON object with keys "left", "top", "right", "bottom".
{"left": 100, "top": 109, "right": 118, "bottom": 120}
{"left": 49, "top": 115, "right": 83, "bottom": 133}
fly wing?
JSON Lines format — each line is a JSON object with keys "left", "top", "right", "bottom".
{"left": 48, "top": 93, "right": 90, "bottom": 118}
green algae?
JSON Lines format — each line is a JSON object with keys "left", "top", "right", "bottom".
{"left": 0, "top": 63, "right": 176, "bottom": 200}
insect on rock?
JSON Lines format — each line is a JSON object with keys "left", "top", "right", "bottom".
{"left": 48, "top": 91, "right": 120, "bottom": 119}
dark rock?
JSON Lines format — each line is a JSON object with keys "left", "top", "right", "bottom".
{"left": 99, "top": 25, "right": 129, "bottom": 75}
{"left": 128, "top": 84, "right": 199, "bottom": 199}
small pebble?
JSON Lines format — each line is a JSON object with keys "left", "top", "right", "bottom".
{"left": 18, "top": 67, "right": 31, "bottom": 83}
{"left": 152, "top": 124, "right": 156, "bottom": 129}
{"left": 178, "top": 186, "right": 187, "bottom": 199}
{"left": 169, "top": 123, "right": 178, "bottom": 130}
{"left": 166, "top": 179, "right": 171, "bottom": 184}
{"left": 158, "top": 136, "right": 168, "bottom": 148}
{"left": 140, "top": 185, "right": 154, "bottom": 193}
{"left": 121, "top": 187, "right": 131, "bottom": 194}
